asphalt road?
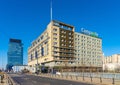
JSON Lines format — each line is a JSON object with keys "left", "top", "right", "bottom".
{"left": 9, "top": 73, "right": 94, "bottom": 85}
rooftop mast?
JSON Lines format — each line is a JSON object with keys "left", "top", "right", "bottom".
{"left": 50, "top": 0, "right": 53, "bottom": 21}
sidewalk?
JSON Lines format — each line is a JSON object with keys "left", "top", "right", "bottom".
{"left": 0, "top": 73, "right": 15, "bottom": 85}
{"left": 36, "top": 73, "right": 120, "bottom": 85}
{"left": 0, "top": 73, "right": 8, "bottom": 85}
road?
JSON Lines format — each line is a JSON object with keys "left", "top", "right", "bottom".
{"left": 9, "top": 73, "right": 94, "bottom": 85}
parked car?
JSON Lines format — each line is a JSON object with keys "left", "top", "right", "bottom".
{"left": 56, "top": 72, "right": 61, "bottom": 75}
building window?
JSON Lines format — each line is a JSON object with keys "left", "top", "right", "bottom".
{"left": 53, "top": 42, "right": 57, "bottom": 45}
{"left": 61, "top": 35, "right": 64, "bottom": 37}
{"left": 53, "top": 28, "right": 57, "bottom": 31}
{"left": 54, "top": 47, "right": 57, "bottom": 50}
{"left": 54, "top": 52, "right": 57, "bottom": 54}
{"left": 69, "top": 32, "right": 71, "bottom": 35}
{"left": 53, "top": 33, "right": 57, "bottom": 36}
{"left": 61, "top": 31, "right": 64, "bottom": 33}
{"left": 53, "top": 38, "right": 57, "bottom": 40}
{"left": 61, "top": 44, "right": 64, "bottom": 46}
{"left": 31, "top": 54, "right": 33, "bottom": 60}
{"left": 38, "top": 39, "right": 40, "bottom": 42}
{"left": 41, "top": 35, "right": 44, "bottom": 40}
{"left": 41, "top": 47, "right": 44, "bottom": 56}
{"left": 35, "top": 51, "right": 38, "bottom": 59}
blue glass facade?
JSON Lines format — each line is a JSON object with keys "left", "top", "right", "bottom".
{"left": 7, "top": 39, "right": 23, "bottom": 70}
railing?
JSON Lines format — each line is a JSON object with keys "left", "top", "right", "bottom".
{"left": 38, "top": 73, "right": 120, "bottom": 85}
{"left": 62, "top": 72, "right": 120, "bottom": 79}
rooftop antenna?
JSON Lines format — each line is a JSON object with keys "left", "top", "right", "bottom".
{"left": 50, "top": 0, "right": 53, "bottom": 21}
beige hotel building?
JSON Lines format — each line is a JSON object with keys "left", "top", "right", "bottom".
{"left": 28, "top": 20, "right": 75, "bottom": 72}
{"left": 28, "top": 20, "right": 103, "bottom": 72}
{"left": 74, "top": 32, "right": 103, "bottom": 71}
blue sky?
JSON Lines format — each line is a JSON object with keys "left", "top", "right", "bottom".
{"left": 0, "top": 0, "right": 120, "bottom": 68}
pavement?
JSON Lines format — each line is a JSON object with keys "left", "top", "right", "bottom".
{"left": 9, "top": 73, "right": 94, "bottom": 85}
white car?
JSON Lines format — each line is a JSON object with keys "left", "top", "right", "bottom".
{"left": 56, "top": 72, "right": 61, "bottom": 75}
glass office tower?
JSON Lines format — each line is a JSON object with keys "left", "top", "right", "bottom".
{"left": 7, "top": 38, "right": 23, "bottom": 70}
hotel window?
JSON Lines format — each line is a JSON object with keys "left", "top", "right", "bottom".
{"left": 31, "top": 54, "right": 33, "bottom": 60}
{"left": 53, "top": 42, "right": 57, "bottom": 45}
{"left": 54, "top": 52, "right": 57, "bottom": 54}
{"left": 41, "top": 47, "right": 44, "bottom": 56}
{"left": 61, "top": 35, "right": 64, "bottom": 37}
{"left": 69, "top": 32, "right": 71, "bottom": 35}
{"left": 55, "top": 61, "right": 57, "bottom": 64}
{"left": 53, "top": 28, "right": 57, "bottom": 31}
{"left": 53, "top": 33, "right": 57, "bottom": 36}
{"left": 38, "top": 39, "right": 40, "bottom": 42}
{"left": 54, "top": 47, "right": 57, "bottom": 50}
{"left": 61, "top": 39, "right": 64, "bottom": 42}
{"left": 41, "top": 35, "right": 44, "bottom": 40}
{"left": 44, "top": 41, "right": 48, "bottom": 44}
{"left": 53, "top": 38, "right": 57, "bottom": 40}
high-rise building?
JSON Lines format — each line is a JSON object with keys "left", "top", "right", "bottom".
{"left": 103, "top": 54, "right": 120, "bottom": 72}
{"left": 104, "top": 54, "right": 120, "bottom": 64}
{"left": 28, "top": 20, "right": 75, "bottom": 72}
{"left": 74, "top": 29, "right": 103, "bottom": 71}
{"left": 28, "top": 20, "right": 103, "bottom": 72}
{"left": 7, "top": 38, "right": 23, "bottom": 70}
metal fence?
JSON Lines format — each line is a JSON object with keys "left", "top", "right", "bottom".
{"left": 62, "top": 72, "right": 120, "bottom": 79}
{"left": 39, "top": 73, "right": 120, "bottom": 85}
